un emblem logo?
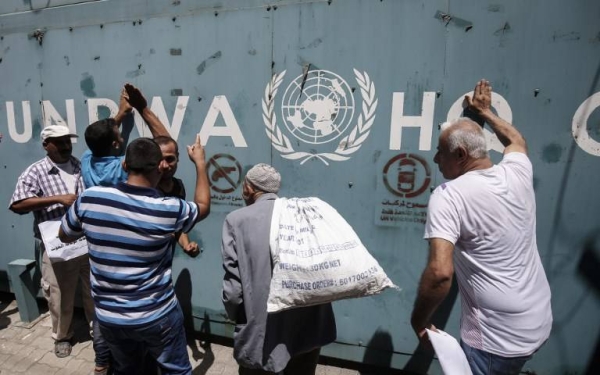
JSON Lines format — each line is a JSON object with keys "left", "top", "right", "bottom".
{"left": 281, "top": 70, "right": 355, "bottom": 145}
{"left": 263, "top": 69, "right": 378, "bottom": 165}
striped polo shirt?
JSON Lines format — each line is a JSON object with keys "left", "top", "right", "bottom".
{"left": 61, "top": 182, "right": 199, "bottom": 327}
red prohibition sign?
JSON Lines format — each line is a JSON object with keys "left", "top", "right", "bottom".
{"left": 207, "top": 154, "right": 243, "bottom": 194}
{"left": 382, "top": 153, "right": 431, "bottom": 198}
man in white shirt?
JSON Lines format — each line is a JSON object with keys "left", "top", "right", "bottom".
{"left": 410, "top": 79, "right": 552, "bottom": 374}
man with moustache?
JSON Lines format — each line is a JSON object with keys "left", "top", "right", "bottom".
{"left": 9, "top": 125, "right": 95, "bottom": 358}
{"left": 155, "top": 135, "right": 200, "bottom": 258}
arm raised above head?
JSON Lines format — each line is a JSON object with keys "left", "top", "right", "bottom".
{"left": 114, "top": 87, "right": 133, "bottom": 126}
{"left": 465, "top": 79, "right": 527, "bottom": 155}
{"left": 187, "top": 134, "right": 211, "bottom": 222}
{"left": 124, "top": 83, "right": 170, "bottom": 138}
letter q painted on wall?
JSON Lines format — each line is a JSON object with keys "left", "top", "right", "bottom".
{"left": 572, "top": 92, "right": 600, "bottom": 156}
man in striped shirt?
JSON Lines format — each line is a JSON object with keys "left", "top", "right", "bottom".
{"left": 9, "top": 124, "right": 95, "bottom": 358}
{"left": 59, "top": 135, "right": 210, "bottom": 375}
{"left": 82, "top": 83, "right": 170, "bottom": 375}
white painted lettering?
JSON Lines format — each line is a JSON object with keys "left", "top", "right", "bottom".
{"left": 572, "top": 92, "right": 600, "bottom": 156}
{"left": 133, "top": 96, "right": 189, "bottom": 139}
{"left": 151, "top": 96, "right": 188, "bottom": 140}
{"left": 87, "top": 98, "right": 118, "bottom": 124}
{"left": 6, "top": 101, "right": 32, "bottom": 144}
{"left": 389, "top": 92, "right": 436, "bottom": 151}
{"left": 199, "top": 96, "right": 248, "bottom": 147}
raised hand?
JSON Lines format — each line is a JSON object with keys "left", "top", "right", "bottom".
{"left": 465, "top": 79, "right": 492, "bottom": 115}
{"left": 187, "top": 134, "right": 206, "bottom": 165}
{"left": 124, "top": 83, "right": 148, "bottom": 113}
{"left": 119, "top": 87, "right": 133, "bottom": 114}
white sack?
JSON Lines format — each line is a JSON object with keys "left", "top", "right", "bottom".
{"left": 267, "top": 197, "right": 397, "bottom": 312}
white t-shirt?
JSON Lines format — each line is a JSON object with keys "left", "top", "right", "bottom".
{"left": 424, "top": 152, "right": 552, "bottom": 357}
{"left": 55, "top": 161, "right": 77, "bottom": 194}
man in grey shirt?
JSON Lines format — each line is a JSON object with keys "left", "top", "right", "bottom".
{"left": 221, "top": 163, "right": 336, "bottom": 375}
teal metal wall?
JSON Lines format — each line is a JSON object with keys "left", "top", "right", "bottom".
{"left": 0, "top": 1, "right": 598, "bottom": 373}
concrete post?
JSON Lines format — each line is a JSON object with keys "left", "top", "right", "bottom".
{"left": 7, "top": 259, "right": 41, "bottom": 323}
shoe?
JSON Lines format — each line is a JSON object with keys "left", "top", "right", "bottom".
{"left": 91, "top": 366, "right": 109, "bottom": 375}
{"left": 54, "top": 340, "right": 72, "bottom": 358}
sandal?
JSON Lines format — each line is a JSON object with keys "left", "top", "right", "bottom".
{"left": 54, "top": 340, "right": 72, "bottom": 358}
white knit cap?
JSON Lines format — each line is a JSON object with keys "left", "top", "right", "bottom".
{"left": 245, "top": 163, "right": 281, "bottom": 193}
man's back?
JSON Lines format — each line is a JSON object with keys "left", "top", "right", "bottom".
{"left": 80, "top": 150, "right": 127, "bottom": 188}
{"left": 63, "top": 182, "right": 199, "bottom": 327}
{"left": 426, "top": 152, "right": 552, "bottom": 356}
{"left": 222, "top": 193, "right": 336, "bottom": 372}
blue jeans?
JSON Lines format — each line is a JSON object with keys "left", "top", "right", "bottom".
{"left": 99, "top": 304, "right": 191, "bottom": 375}
{"left": 460, "top": 341, "right": 532, "bottom": 375}
{"left": 93, "top": 319, "right": 111, "bottom": 367}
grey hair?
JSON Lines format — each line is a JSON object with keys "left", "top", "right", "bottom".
{"left": 441, "top": 118, "right": 488, "bottom": 159}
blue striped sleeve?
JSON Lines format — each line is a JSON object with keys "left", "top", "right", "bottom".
{"left": 61, "top": 197, "right": 83, "bottom": 238}
{"left": 176, "top": 200, "right": 199, "bottom": 233}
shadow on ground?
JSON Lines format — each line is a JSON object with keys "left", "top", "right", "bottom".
{"left": 0, "top": 292, "right": 17, "bottom": 329}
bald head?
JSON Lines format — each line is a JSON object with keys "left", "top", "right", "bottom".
{"left": 440, "top": 118, "right": 488, "bottom": 160}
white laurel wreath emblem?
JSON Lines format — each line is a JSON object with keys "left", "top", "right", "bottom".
{"left": 262, "top": 69, "right": 378, "bottom": 165}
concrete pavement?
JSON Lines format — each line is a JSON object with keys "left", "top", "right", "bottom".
{"left": 0, "top": 296, "right": 364, "bottom": 375}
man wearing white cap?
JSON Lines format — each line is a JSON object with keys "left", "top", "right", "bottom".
{"left": 9, "top": 125, "right": 95, "bottom": 358}
{"left": 221, "top": 163, "right": 336, "bottom": 375}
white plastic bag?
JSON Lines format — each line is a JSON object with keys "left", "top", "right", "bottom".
{"left": 267, "top": 197, "right": 397, "bottom": 312}
{"left": 39, "top": 220, "right": 88, "bottom": 262}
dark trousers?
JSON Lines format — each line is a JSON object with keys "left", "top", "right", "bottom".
{"left": 238, "top": 348, "right": 321, "bottom": 375}
{"left": 99, "top": 304, "right": 191, "bottom": 375}
{"left": 93, "top": 319, "right": 111, "bottom": 367}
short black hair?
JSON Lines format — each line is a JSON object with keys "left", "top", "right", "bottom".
{"left": 154, "top": 136, "right": 179, "bottom": 154}
{"left": 85, "top": 119, "right": 118, "bottom": 157}
{"left": 125, "top": 138, "right": 162, "bottom": 174}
